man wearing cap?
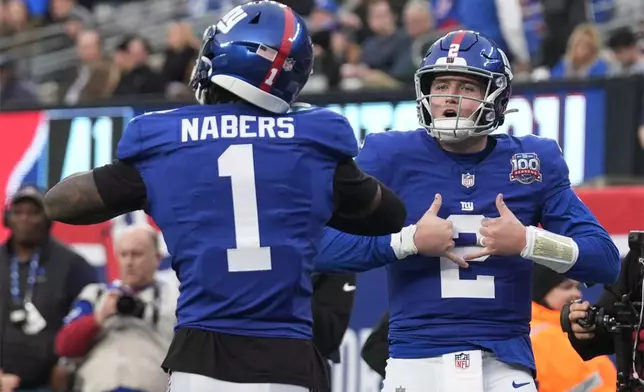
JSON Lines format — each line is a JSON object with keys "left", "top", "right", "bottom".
{"left": 529, "top": 264, "right": 616, "bottom": 392}
{"left": 0, "top": 185, "right": 97, "bottom": 392}
{"left": 0, "top": 56, "right": 37, "bottom": 106}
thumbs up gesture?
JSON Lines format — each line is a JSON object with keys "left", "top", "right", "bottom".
{"left": 463, "top": 193, "right": 527, "bottom": 261}
{"left": 414, "top": 194, "right": 468, "bottom": 267}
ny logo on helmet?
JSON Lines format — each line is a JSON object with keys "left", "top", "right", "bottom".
{"left": 217, "top": 6, "right": 248, "bottom": 34}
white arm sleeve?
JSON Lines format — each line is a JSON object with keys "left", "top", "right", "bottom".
{"left": 521, "top": 226, "right": 579, "bottom": 273}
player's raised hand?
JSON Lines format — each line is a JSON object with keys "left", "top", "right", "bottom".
{"left": 414, "top": 194, "right": 468, "bottom": 268}
{"left": 463, "top": 193, "right": 527, "bottom": 261}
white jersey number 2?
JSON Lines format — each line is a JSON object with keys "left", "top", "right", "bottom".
{"left": 218, "top": 144, "right": 272, "bottom": 272}
{"left": 440, "top": 214, "right": 495, "bottom": 299}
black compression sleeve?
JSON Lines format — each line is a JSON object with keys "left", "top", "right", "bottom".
{"left": 92, "top": 160, "right": 147, "bottom": 212}
{"left": 328, "top": 159, "right": 406, "bottom": 235}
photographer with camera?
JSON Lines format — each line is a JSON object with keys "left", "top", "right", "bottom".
{"left": 55, "top": 224, "right": 178, "bottom": 392}
{"left": 530, "top": 264, "right": 616, "bottom": 391}
{"left": 562, "top": 231, "right": 644, "bottom": 392}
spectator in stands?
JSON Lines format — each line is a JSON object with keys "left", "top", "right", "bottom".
{"left": 607, "top": 27, "right": 644, "bottom": 76}
{"left": 111, "top": 35, "right": 165, "bottom": 98}
{"left": 550, "top": 23, "right": 610, "bottom": 79}
{"left": 21, "top": 0, "right": 48, "bottom": 21}
{"left": 161, "top": 21, "right": 198, "bottom": 100}
{"left": 533, "top": 0, "right": 587, "bottom": 70}
{"left": 0, "top": 56, "right": 38, "bottom": 106}
{"left": 308, "top": 0, "right": 345, "bottom": 90}
{"left": 443, "top": 0, "right": 530, "bottom": 74}
{"left": 530, "top": 264, "right": 616, "bottom": 391}
{"left": 49, "top": 0, "right": 92, "bottom": 26}
{"left": 395, "top": 0, "right": 442, "bottom": 82}
{"left": 0, "top": 185, "right": 97, "bottom": 392}
{"left": 4, "top": 0, "right": 41, "bottom": 35}
{"left": 48, "top": 0, "right": 95, "bottom": 53}
{"left": 61, "top": 10, "right": 91, "bottom": 43}
{"left": 59, "top": 29, "right": 112, "bottom": 105}
{"left": 346, "top": 0, "right": 407, "bottom": 45}
{"left": 110, "top": 39, "right": 132, "bottom": 94}
{"left": 56, "top": 224, "right": 177, "bottom": 392}
{"left": 342, "top": 0, "right": 409, "bottom": 89}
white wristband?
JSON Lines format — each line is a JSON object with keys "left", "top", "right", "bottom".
{"left": 390, "top": 225, "right": 418, "bottom": 260}
{"left": 520, "top": 225, "right": 579, "bottom": 273}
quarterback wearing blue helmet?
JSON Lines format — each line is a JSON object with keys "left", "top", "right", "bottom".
{"left": 416, "top": 30, "right": 514, "bottom": 143}
{"left": 189, "top": 1, "right": 314, "bottom": 113}
{"left": 43, "top": 2, "right": 407, "bottom": 392}
{"left": 315, "top": 30, "right": 619, "bottom": 392}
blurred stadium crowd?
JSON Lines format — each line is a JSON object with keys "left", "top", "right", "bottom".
{"left": 1, "top": 0, "right": 644, "bottom": 107}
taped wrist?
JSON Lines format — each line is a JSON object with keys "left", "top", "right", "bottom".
{"left": 390, "top": 225, "right": 418, "bottom": 260}
{"left": 521, "top": 225, "right": 579, "bottom": 273}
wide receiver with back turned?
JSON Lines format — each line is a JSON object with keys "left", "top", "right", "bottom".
{"left": 315, "top": 30, "right": 620, "bottom": 392}
{"left": 41, "top": 2, "right": 408, "bottom": 392}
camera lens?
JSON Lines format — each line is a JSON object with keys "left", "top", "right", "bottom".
{"left": 116, "top": 295, "right": 136, "bottom": 315}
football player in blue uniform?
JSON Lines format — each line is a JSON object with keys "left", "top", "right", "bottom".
{"left": 42, "top": 2, "right": 407, "bottom": 392}
{"left": 315, "top": 30, "right": 620, "bottom": 392}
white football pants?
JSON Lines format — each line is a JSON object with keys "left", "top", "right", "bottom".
{"left": 168, "top": 372, "right": 308, "bottom": 392}
{"left": 381, "top": 350, "right": 537, "bottom": 392}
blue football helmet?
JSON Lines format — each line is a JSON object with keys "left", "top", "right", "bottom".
{"left": 415, "top": 30, "right": 514, "bottom": 143}
{"left": 189, "top": 1, "right": 314, "bottom": 113}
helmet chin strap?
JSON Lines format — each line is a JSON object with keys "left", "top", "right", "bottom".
{"left": 430, "top": 118, "right": 477, "bottom": 143}
{"left": 421, "top": 98, "right": 479, "bottom": 143}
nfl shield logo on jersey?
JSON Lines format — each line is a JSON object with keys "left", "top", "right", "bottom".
{"left": 395, "top": 387, "right": 406, "bottom": 392}
{"left": 509, "top": 153, "right": 543, "bottom": 185}
{"left": 461, "top": 172, "right": 475, "bottom": 188}
{"left": 455, "top": 352, "right": 470, "bottom": 370}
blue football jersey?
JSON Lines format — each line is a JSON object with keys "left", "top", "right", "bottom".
{"left": 116, "top": 103, "right": 358, "bottom": 339}
{"left": 357, "top": 130, "right": 576, "bottom": 369}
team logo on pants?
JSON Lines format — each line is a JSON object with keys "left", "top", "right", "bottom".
{"left": 454, "top": 352, "right": 470, "bottom": 369}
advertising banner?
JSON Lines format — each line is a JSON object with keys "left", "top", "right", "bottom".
{"left": 133, "top": 86, "right": 606, "bottom": 186}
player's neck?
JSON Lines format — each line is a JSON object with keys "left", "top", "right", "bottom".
{"left": 438, "top": 136, "right": 488, "bottom": 154}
